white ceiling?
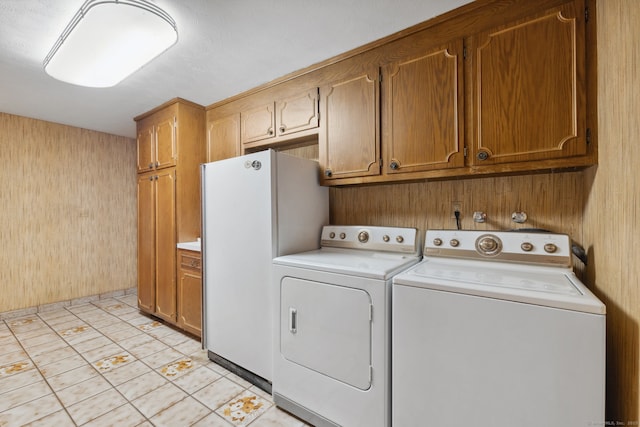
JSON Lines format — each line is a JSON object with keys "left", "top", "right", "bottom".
{"left": 0, "top": 0, "right": 472, "bottom": 138}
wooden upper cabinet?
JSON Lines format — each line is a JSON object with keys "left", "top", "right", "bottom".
{"left": 240, "top": 88, "right": 319, "bottom": 146}
{"left": 136, "top": 107, "right": 177, "bottom": 173}
{"left": 320, "top": 67, "right": 380, "bottom": 180}
{"left": 382, "top": 40, "right": 465, "bottom": 175}
{"left": 207, "top": 113, "right": 240, "bottom": 162}
{"left": 468, "top": 0, "right": 586, "bottom": 166}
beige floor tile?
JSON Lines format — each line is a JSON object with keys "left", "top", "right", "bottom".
{"left": 249, "top": 385, "right": 274, "bottom": 403}
{"left": 0, "top": 393, "right": 63, "bottom": 426}
{"left": 118, "top": 332, "right": 155, "bottom": 351}
{"left": 149, "top": 396, "right": 211, "bottom": 427}
{"left": 36, "top": 309, "right": 70, "bottom": 321}
{"left": 47, "top": 364, "right": 98, "bottom": 391}
{"left": 104, "top": 325, "right": 144, "bottom": 342}
{"left": 81, "top": 342, "right": 124, "bottom": 362}
{"left": 19, "top": 332, "right": 62, "bottom": 349}
{"left": 30, "top": 345, "right": 77, "bottom": 367}
{"left": 157, "top": 357, "right": 198, "bottom": 380}
{"left": 38, "top": 353, "right": 88, "bottom": 378}
{"left": 226, "top": 372, "right": 254, "bottom": 389}
{"left": 0, "top": 367, "right": 43, "bottom": 394}
{"left": 205, "top": 361, "right": 231, "bottom": 376}
{"left": 71, "top": 334, "right": 113, "bottom": 354}
{"left": 193, "top": 377, "right": 245, "bottom": 411}
{"left": 131, "top": 381, "right": 187, "bottom": 418}
{"left": 67, "top": 387, "right": 127, "bottom": 425}
{"left": 21, "top": 338, "right": 70, "bottom": 358}
{"left": 128, "top": 338, "right": 170, "bottom": 359}
{"left": 66, "top": 303, "right": 97, "bottom": 314}
{"left": 0, "top": 380, "right": 52, "bottom": 412}
{"left": 191, "top": 412, "right": 235, "bottom": 427}
{"left": 103, "top": 360, "right": 151, "bottom": 386}
{"left": 0, "top": 349, "right": 29, "bottom": 366}
{"left": 22, "top": 408, "right": 75, "bottom": 426}
{"left": 248, "top": 405, "right": 309, "bottom": 427}
{"left": 140, "top": 347, "right": 185, "bottom": 369}
{"left": 43, "top": 314, "right": 82, "bottom": 328}
{"left": 54, "top": 374, "right": 113, "bottom": 407}
{"left": 65, "top": 329, "right": 103, "bottom": 346}
{"left": 0, "top": 359, "right": 34, "bottom": 378}
{"left": 215, "top": 389, "right": 272, "bottom": 427}
{"left": 93, "top": 351, "right": 135, "bottom": 373}
{"left": 173, "top": 366, "right": 222, "bottom": 394}
{"left": 172, "top": 337, "right": 203, "bottom": 355}
{"left": 116, "top": 370, "right": 168, "bottom": 401}
{"left": 82, "top": 402, "right": 146, "bottom": 427}
{"left": 158, "top": 331, "right": 191, "bottom": 347}
{"left": 96, "top": 320, "right": 132, "bottom": 334}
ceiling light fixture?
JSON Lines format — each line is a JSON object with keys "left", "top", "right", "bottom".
{"left": 43, "top": 0, "right": 178, "bottom": 88}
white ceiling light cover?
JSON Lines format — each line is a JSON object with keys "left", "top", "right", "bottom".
{"left": 43, "top": 0, "right": 178, "bottom": 88}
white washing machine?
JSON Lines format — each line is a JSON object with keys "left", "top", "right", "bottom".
{"left": 272, "top": 225, "right": 421, "bottom": 427}
{"left": 392, "top": 229, "right": 606, "bottom": 427}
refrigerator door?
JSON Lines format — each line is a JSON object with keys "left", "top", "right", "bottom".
{"left": 202, "top": 150, "right": 276, "bottom": 381}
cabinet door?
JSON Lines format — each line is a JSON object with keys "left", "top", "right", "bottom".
{"left": 320, "top": 67, "right": 380, "bottom": 180}
{"left": 178, "top": 251, "right": 202, "bottom": 337}
{"left": 241, "top": 103, "right": 275, "bottom": 144}
{"left": 383, "top": 40, "right": 465, "bottom": 174}
{"left": 276, "top": 88, "right": 319, "bottom": 137}
{"left": 154, "top": 169, "right": 177, "bottom": 322}
{"left": 136, "top": 121, "right": 154, "bottom": 173}
{"left": 155, "top": 116, "right": 177, "bottom": 170}
{"left": 137, "top": 174, "right": 156, "bottom": 313}
{"left": 207, "top": 114, "right": 240, "bottom": 162}
{"left": 469, "top": 1, "right": 586, "bottom": 165}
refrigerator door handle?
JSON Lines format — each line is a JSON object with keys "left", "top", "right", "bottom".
{"left": 289, "top": 307, "right": 298, "bottom": 334}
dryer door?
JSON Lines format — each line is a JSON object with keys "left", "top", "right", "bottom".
{"left": 280, "top": 277, "right": 372, "bottom": 390}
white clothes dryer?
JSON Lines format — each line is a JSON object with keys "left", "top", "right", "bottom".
{"left": 272, "top": 225, "right": 421, "bottom": 427}
{"left": 392, "top": 229, "right": 606, "bottom": 427}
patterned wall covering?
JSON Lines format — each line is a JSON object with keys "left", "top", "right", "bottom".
{"left": 0, "top": 113, "right": 136, "bottom": 312}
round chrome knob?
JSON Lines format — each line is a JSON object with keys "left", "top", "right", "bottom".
{"left": 544, "top": 243, "right": 558, "bottom": 253}
{"left": 477, "top": 150, "right": 489, "bottom": 161}
{"left": 279, "top": 126, "right": 286, "bottom": 133}
{"left": 521, "top": 242, "right": 534, "bottom": 252}
{"left": 383, "top": 235, "right": 390, "bottom": 242}
{"left": 450, "top": 239, "right": 460, "bottom": 247}
{"left": 475, "top": 234, "right": 502, "bottom": 256}
{"left": 396, "top": 235, "right": 404, "bottom": 243}
{"left": 358, "top": 231, "right": 369, "bottom": 243}
{"left": 329, "top": 232, "right": 336, "bottom": 239}
{"left": 433, "top": 238, "right": 443, "bottom": 246}
{"left": 324, "top": 169, "right": 333, "bottom": 177}
{"left": 339, "top": 233, "right": 346, "bottom": 240}
{"left": 389, "top": 161, "right": 399, "bottom": 170}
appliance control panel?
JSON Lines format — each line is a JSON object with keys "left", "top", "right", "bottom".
{"left": 321, "top": 225, "right": 420, "bottom": 255}
{"left": 425, "top": 229, "right": 572, "bottom": 267}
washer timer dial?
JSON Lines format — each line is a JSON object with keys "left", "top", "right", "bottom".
{"left": 475, "top": 234, "right": 503, "bottom": 256}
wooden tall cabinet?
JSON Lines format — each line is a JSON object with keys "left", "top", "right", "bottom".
{"left": 135, "top": 99, "right": 205, "bottom": 325}
{"left": 467, "top": 1, "right": 587, "bottom": 166}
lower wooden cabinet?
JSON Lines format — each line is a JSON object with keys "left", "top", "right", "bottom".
{"left": 177, "top": 249, "right": 202, "bottom": 337}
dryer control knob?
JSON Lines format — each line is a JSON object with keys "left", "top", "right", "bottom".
{"left": 339, "top": 233, "right": 346, "bottom": 240}
{"left": 396, "top": 235, "right": 404, "bottom": 243}
{"left": 544, "top": 243, "right": 558, "bottom": 253}
{"left": 433, "top": 238, "right": 443, "bottom": 246}
{"left": 329, "top": 232, "right": 336, "bottom": 239}
{"left": 521, "top": 242, "right": 534, "bottom": 252}
{"left": 383, "top": 235, "right": 390, "bottom": 242}
{"left": 358, "top": 231, "right": 369, "bottom": 243}
{"left": 450, "top": 239, "right": 460, "bottom": 247}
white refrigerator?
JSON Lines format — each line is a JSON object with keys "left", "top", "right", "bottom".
{"left": 201, "top": 149, "right": 329, "bottom": 390}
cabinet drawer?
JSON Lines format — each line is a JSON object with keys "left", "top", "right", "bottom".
{"left": 180, "top": 252, "right": 201, "bottom": 271}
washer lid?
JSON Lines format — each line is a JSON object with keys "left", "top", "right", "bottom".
{"left": 273, "top": 247, "right": 421, "bottom": 280}
{"left": 393, "top": 258, "right": 606, "bottom": 314}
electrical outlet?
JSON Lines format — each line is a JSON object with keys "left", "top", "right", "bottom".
{"left": 451, "top": 201, "right": 462, "bottom": 218}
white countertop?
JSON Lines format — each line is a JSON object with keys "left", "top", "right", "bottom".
{"left": 177, "top": 239, "right": 201, "bottom": 252}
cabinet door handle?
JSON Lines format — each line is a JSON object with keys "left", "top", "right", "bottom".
{"left": 477, "top": 150, "right": 490, "bottom": 161}
{"left": 389, "top": 160, "right": 400, "bottom": 170}
{"left": 148, "top": 162, "right": 154, "bottom": 169}
{"left": 324, "top": 169, "right": 333, "bottom": 178}
{"left": 268, "top": 128, "right": 274, "bottom": 135}
{"left": 289, "top": 308, "right": 297, "bottom": 334}
{"left": 279, "top": 125, "right": 286, "bottom": 133}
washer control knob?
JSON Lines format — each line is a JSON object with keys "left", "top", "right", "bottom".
{"left": 329, "top": 232, "right": 336, "bottom": 239}
{"left": 383, "top": 235, "right": 390, "bottom": 242}
{"left": 433, "top": 238, "right": 443, "bottom": 246}
{"left": 478, "top": 237, "right": 498, "bottom": 252}
{"left": 339, "top": 233, "right": 346, "bottom": 240}
{"left": 396, "top": 235, "right": 404, "bottom": 243}
{"left": 450, "top": 239, "right": 460, "bottom": 247}
{"left": 358, "top": 231, "right": 369, "bottom": 243}
{"left": 521, "top": 242, "right": 534, "bottom": 252}
{"left": 544, "top": 243, "right": 558, "bottom": 253}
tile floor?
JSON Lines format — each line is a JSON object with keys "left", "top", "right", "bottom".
{"left": 0, "top": 295, "right": 310, "bottom": 426}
